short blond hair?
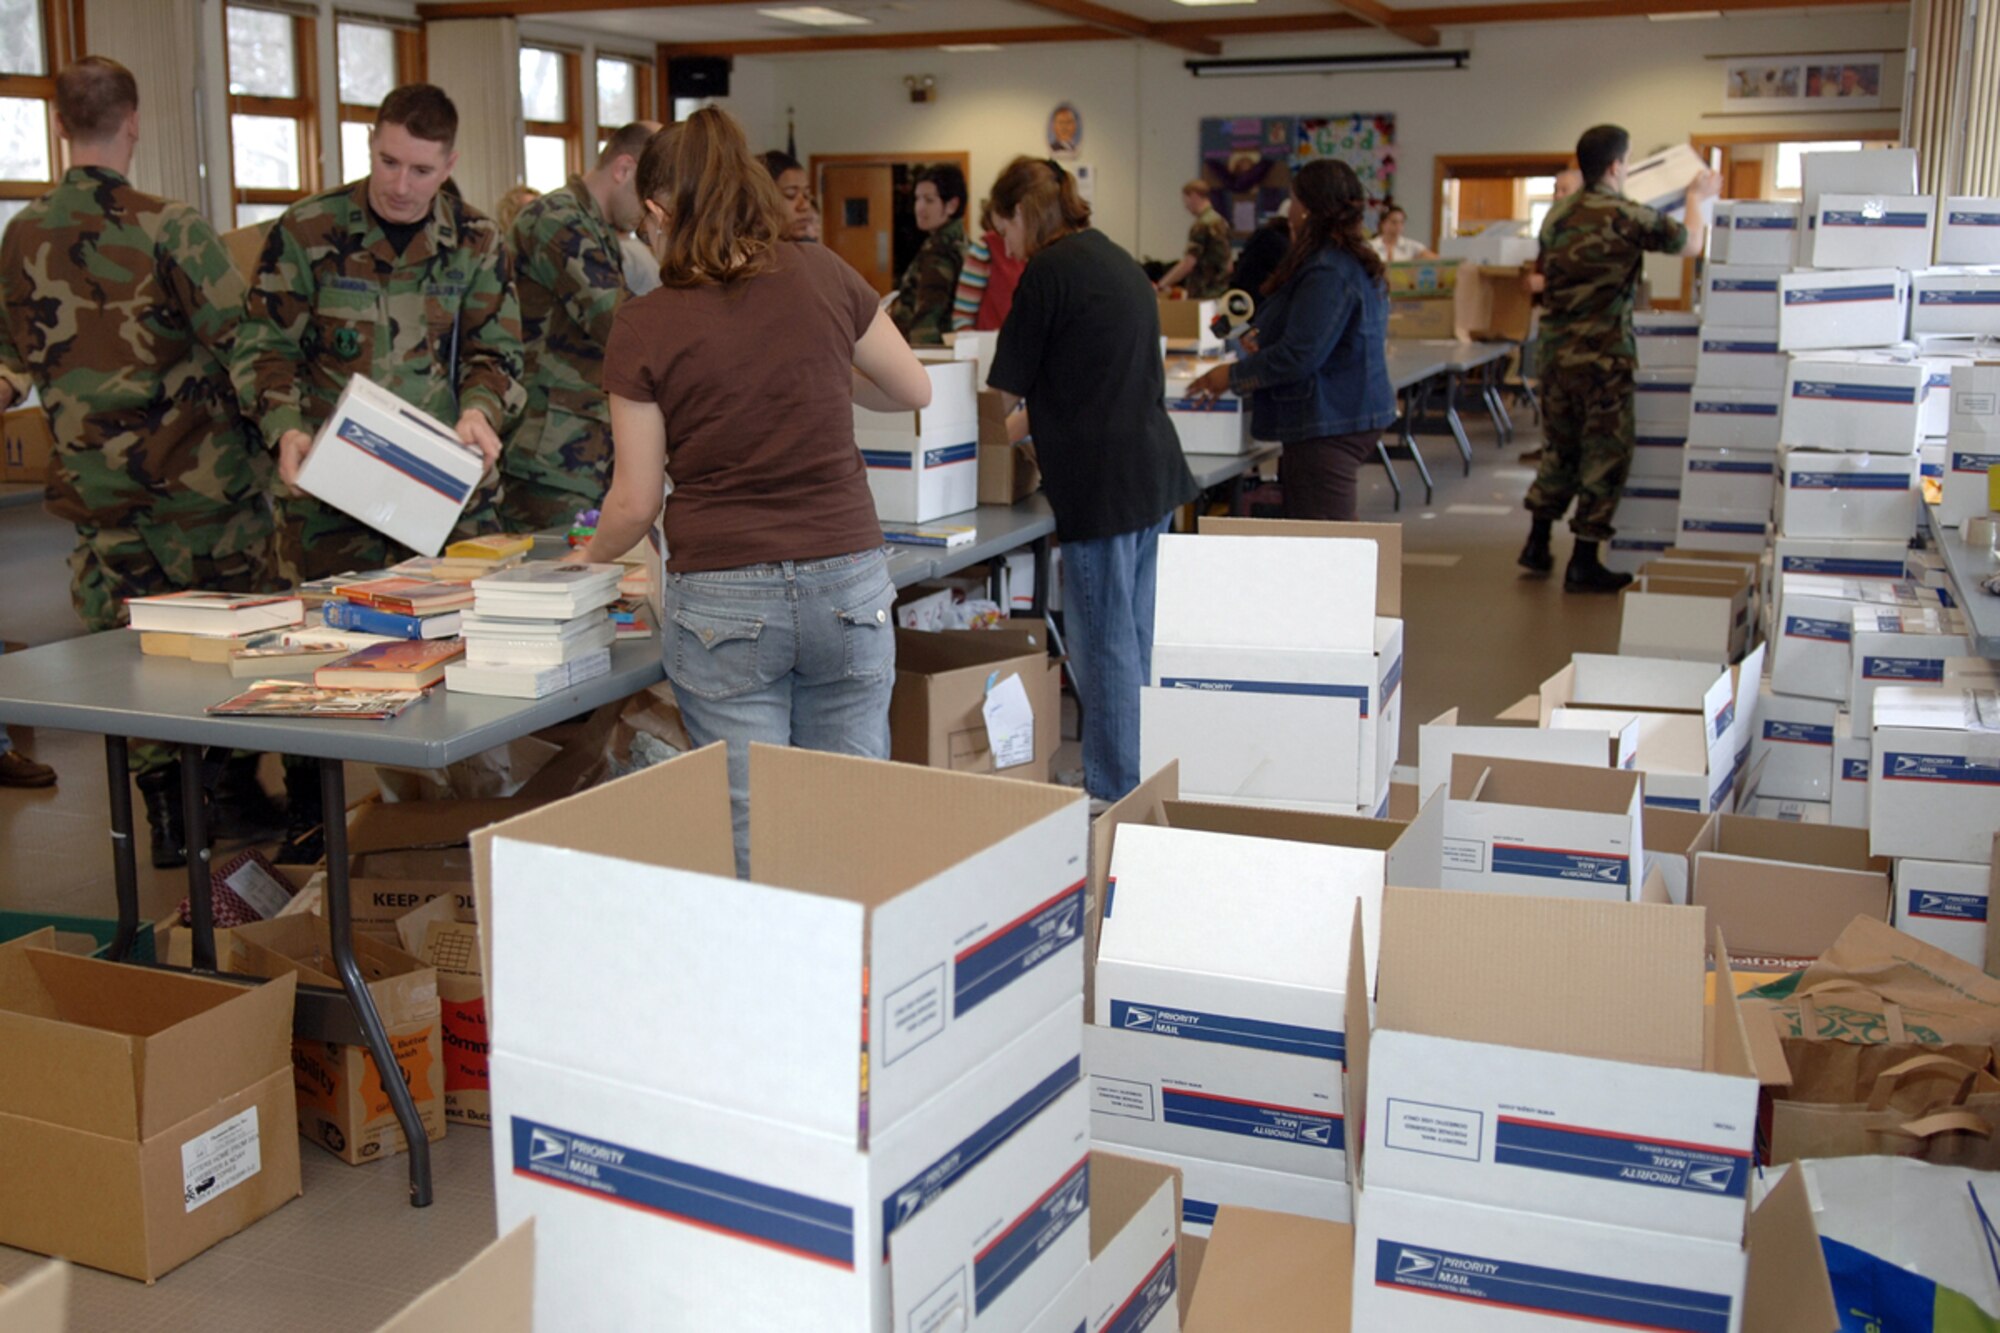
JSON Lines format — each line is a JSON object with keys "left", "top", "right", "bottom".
{"left": 1182, "top": 179, "right": 1211, "bottom": 199}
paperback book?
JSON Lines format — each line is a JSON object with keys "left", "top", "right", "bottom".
{"left": 207, "top": 681, "right": 426, "bottom": 719}
{"left": 314, "top": 638, "right": 465, "bottom": 691}
{"left": 127, "top": 590, "right": 304, "bottom": 636}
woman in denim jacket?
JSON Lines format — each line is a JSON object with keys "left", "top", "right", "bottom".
{"left": 1190, "top": 159, "right": 1396, "bottom": 521}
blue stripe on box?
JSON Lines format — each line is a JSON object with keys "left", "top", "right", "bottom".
{"left": 1780, "top": 555, "right": 1907, "bottom": 578}
{"left": 881, "top": 1058, "right": 1080, "bottom": 1259}
{"left": 1103, "top": 1249, "right": 1177, "bottom": 1333}
{"left": 1789, "top": 380, "right": 1917, "bottom": 405}
{"left": 1383, "top": 654, "right": 1405, "bottom": 703}
{"left": 1492, "top": 1118, "right": 1749, "bottom": 1198}
{"left": 1919, "top": 289, "right": 2000, "bottom": 306}
{"left": 1168, "top": 397, "right": 1242, "bottom": 413}
{"left": 1702, "top": 340, "right": 1779, "bottom": 354}
{"left": 1821, "top": 210, "right": 1930, "bottom": 228}
{"left": 1714, "top": 699, "right": 1736, "bottom": 741}
{"left": 1159, "top": 676, "right": 1371, "bottom": 718}
{"left": 1909, "top": 891, "right": 1987, "bottom": 922}
{"left": 1490, "top": 845, "right": 1630, "bottom": 889}
{"left": 953, "top": 880, "right": 1084, "bottom": 1017}
{"left": 1635, "top": 436, "right": 1688, "bottom": 447}
{"left": 335, "top": 418, "right": 473, "bottom": 503}
{"left": 1109, "top": 999, "right": 1344, "bottom": 1062}
{"left": 1784, "top": 284, "right": 1899, "bottom": 305}
{"left": 1647, "top": 795, "right": 1704, "bottom": 811}
{"left": 510, "top": 1118, "right": 855, "bottom": 1269}
{"left": 973, "top": 1157, "right": 1088, "bottom": 1314}
{"left": 1954, "top": 453, "right": 2000, "bottom": 473}
{"left": 1624, "top": 487, "right": 1681, "bottom": 500}
{"left": 1373, "top": 1240, "right": 1733, "bottom": 1333}
{"left": 1689, "top": 459, "right": 1773, "bottom": 475}
{"left": 1694, "top": 401, "right": 1778, "bottom": 416}
{"left": 1162, "top": 1088, "right": 1345, "bottom": 1150}
{"left": 1764, "top": 719, "right": 1835, "bottom": 746}
{"left": 1637, "top": 326, "right": 1699, "bottom": 338}
{"left": 1784, "top": 616, "right": 1851, "bottom": 644}
{"left": 1788, "top": 471, "right": 1912, "bottom": 491}
{"left": 923, "top": 442, "right": 978, "bottom": 468}
{"left": 1183, "top": 1198, "right": 1219, "bottom": 1230}
{"left": 861, "top": 450, "right": 912, "bottom": 470}
{"left": 1863, "top": 657, "right": 1946, "bottom": 683}
{"left": 1683, "top": 518, "right": 1766, "bottom": 535}
{"left": 1712, "top": 279, "right": 1778, "bottom": 293}
{"left": 1735, "top": 216, "right": 1797, "bottom": 230}
{"left": 1636, "top": 382, "right": 1693, "bottom": 394}
{"left": 1881, "top": 753, "right": 2000, "bottom": 785}
{"left": 1947, "top": 211, "right": 2000, "bottom": 226}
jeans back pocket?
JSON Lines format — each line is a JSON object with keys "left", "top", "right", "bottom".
{"left": 670, "top": 605, "right": 768, "bottom": 701}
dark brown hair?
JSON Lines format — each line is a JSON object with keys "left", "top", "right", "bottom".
{"left": 758, "top": 149, "right": 803, "bottom": 179}
{"left": 638, "top": 106, "right": 788, "bottom": 287}
{"left": 377, "top": 84, "right": 458, "bottom": 150}
{"left": 1266, "top": 158, "right": 1383, "bottom": 296}
{"left": 598, "top": 121, "right": 656, "bottom": 168}
{"left": 1578, "top": 124, "right": 1631, "bottom": 187}
{"left": 989, "top": 156, "right": 1090, "bottom": 258}
{"left": 54, "top": 57, "right": 138, "bottom": 142}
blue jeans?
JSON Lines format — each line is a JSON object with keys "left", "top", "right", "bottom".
{"left": 661, "top": 548, "right": 897, "bottom": 876}
{"left": 1061, "top": 513, "right": 1171, "bottom": 801}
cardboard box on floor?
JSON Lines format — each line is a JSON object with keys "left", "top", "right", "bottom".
{"left": 890, "top": 626, "right": 1062, "bottom": 781}
{"left": 375, "top": 1220, "right": 533, "bottom": 1333}
{"left": 476, "top": 744, "right": 1091, "bottom": 1332}
{"left": 1415, "top": 706, "right": 1635, "bottom": 805}
{"left": 1619, "top": 568, "right": 1753, "bottom": 663}
{"left": 1087, "top": 1151, "right": 1183, "bottom": 1333}
{"left": 1894, "top": 857, "right": 1993, "bottom": 969}
{"left": 1690, "top": 815, "right": 1891, "bottom": 974}
{"left": 1871, "top": 684, "right": 2000, "bottom": 863}
{"left": 1184, "top": 1207, "right": 1351, "bottom": 1333}
{"left": 0, "top": 1262, "right": 67, "bottom": 1333}
{"left": 1439, "top": 755, "right": 1645, "bottom": 902}
{"left": 228, "top": 914, "right": 446, "bottom": 1165}
{"left": 1539, "top": 652, "right": 1749, "bottom": 813}
{"left": 1349, "top": 890, "right": 1837, "bottom": 1333}
{"left": 396, "top": 895, "right": 489, "bottom": 1128}
{"left": 341, "top": 795, "right": 540, "bottom": 939}
{"left": 2, "top": 406, "right": 54, "bottom": 485}
{"left": 0, "top": 931, "right": 301, "bottom": 1282}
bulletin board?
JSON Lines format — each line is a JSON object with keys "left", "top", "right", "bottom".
{"left": 1197, "top": 114, "right": 1397, "bottom": 237}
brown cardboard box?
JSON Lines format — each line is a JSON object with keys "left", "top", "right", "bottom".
{"left": 977, "top": 391, "right": 1039, "bottom": 505}
{"left": 230, "top": 915, "right": 446, "bottom": 1165}
{"left": 1387, "top": 293, "right": 1457, "bottom": 340}
{"left": 346, "top": 797, "right": 549, "bottom": 881}
{"left": 1184, "top": 1207, "right": 1353, "bottom": 1332}
{"left": 1690, "top": 815, "right": 1891, "bottom": 973}
{"left": 219, "top": 221, "right": 270, "bottom": 282}
{"left": 1089, "top": 1151, "right": 1182, "bottom": 1332}
{"left": 0, "top": 1262, "right": 68, "bottom": 1331}
{"left": 890, "top": 626, "right": 1062, "bottom": 781}
{"left": 1619, "top": 571, "right": 1754, "bottom": 663}
{"left": 1459, "top": 264, "right": 1535, "bottom": 340}
{"left": 396, "top": 895, "right": 489, "bottom": 1128}
{"left": 2, "top": 407, "right": 53, "bottom": 485}
{"left": 1156, "top": 296, "right": 1213, "bottom": 342}
{"left": 0, "top": 935, "right": 301, "bottom": 1282}
{"left": 375, "top": 1220, "right": 533, "bottom": 1333}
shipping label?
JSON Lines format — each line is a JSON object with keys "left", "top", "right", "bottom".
{"left": 1107, "top": 999, "right": 1344, "bottom": 1062}
{"left": 182, "top": 1106, "right": 262, "bottom": 1214}
{"left": 1372, "top": 1240, "right": 1733, "bottom": 1333}
{"left": 1490, "top": 844, "right": 1631, "bottom": 888}
{"left": 1881, "top": 752, "right": 2000, "bottom": 785}
{"left": 1908, "top": 890, "right": 1988, "bottom": 922}
{"left": 1763, "top": 719, "right": 1834, "bottom": 746}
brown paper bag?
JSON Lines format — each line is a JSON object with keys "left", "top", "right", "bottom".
{"left": 1765, "top": 917, "right": 2000, "bottom": 1047}
{"left": 1772, "top": 1053, "right": 2000, "bottom": 1168}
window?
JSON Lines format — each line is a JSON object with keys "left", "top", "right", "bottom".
{"left": 0, "top": 0, "right": 63, "bottom": 232}
{"left": 226, "top": 4, "right": 319, "bottom": 229}
{"left": 1774, "top": 140, "right": 1865, "bottom": 195}
{"left": 520, "top": 44, "right": 580, "bottom": 195}
{"left": 336, "top": 19, "right": 424, "bottom": 183}
{"left": 594, "top": 54, "right": 652, "bottom": 151}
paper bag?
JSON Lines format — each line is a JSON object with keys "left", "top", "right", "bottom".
{"left": 1773, "top": 1053, "right": 2000, "bottom": 1169}
{"left": 1767, "top": 917, "right": 2000, "bottom": 1048}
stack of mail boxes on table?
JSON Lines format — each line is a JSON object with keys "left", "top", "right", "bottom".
{"left": 858, "top": 359, "right": 980, "bottom": 524}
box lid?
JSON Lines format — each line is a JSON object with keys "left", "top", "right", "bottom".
{"left": 1155, "top": 534, "right": 1377, "bottom": 652}
{"left": 1198, "top": 517, "right": 1401, "bottom": 617}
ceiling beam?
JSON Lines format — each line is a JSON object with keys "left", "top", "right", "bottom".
{"left": 659, "top": 25, "right": 1127, "bottom": 57}
{"left": 421, "top": 0, "right": 769, "bottom": 15}
{"left": 1007, "top": 0, "right": 1222, "bottom": 54}
{"left": 1324, "top": 0, "right": 1441, "bottom": 45}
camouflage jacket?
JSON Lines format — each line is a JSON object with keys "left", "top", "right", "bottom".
{"left": 508, "top": 175, "right": 628, "bottom": 428}
{"left": 1536, "top": 182, "right": 1687, "bottom": 373}
{"left": 0, "top": 166, "right": 269, "bottom": 526}
{"left": 233, "top": 176, "right": 526, "bottom": 448}
{"left": 889, "top": 217, "right": 966, "bottom": 346}
{"left": 1184, "top": 207, "right": 1234, "bottom": 299}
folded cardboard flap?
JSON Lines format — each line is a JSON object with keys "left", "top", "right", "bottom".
{"left": 1177, "top": 1233, "right": 1208, "bottom": 1324}
{"left": 1700, "top": 813, "right": 1886, "bottom": 875}
{"left": 1446, "top": 752, "right": 1643, "bottom": 815}
{"left": 1089, "top": 1151, "right": 1182, "bottom": 1258}
{"left": 1741, "top": 1168, "right": 1838, "bottom": 1333}
{"left": 1197, "top": 516, "right": 1403, "bottom": 618}
{"left": 375, "top": 1220, "right": 533, "bottom": 1333}
{"left": 1158, "top": 798, "right": 1405, "bottom": 851}
{"left": 1182, "top": 1206, "right": 1353, "bottom": 1332}
{"left": 1155, "top": 533, "right": 1378, "bottom": 652}
{"left": 231, "top": 914, "right": 432, "bottom": 1002}
{"left": 894, "top": 625, "right": 1045, "bottom": 674}
{"left": 0, "top": 1261, "right": 68, "bottom": 1333}
{"left": 1088, "top": 762, "right": 1183, "bottom": 1017}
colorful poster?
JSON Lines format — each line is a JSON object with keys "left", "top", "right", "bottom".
{"left": 1197, "top": 113, "right": 1397, "bottom": 238}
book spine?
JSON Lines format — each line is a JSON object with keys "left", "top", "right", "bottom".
{"left": 322, "top": 600, "right": 425, "bottom": 639}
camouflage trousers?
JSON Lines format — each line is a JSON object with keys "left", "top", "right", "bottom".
{"left": 1524, "top": 362, "right": 1638, "bottom": 542}
{"left": 71, "top": 500, "right": 280, "bottom": 774}
{"left": 274, "top": 475, "right": 503, "bottom": 584}
{"left": 498, "top": 407, "right": 612, "bottom": 535}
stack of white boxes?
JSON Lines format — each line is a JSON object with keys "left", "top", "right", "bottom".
{"left": 1941, "top": 361, "right": 2000, "bottom": 528}
{"left": 1140, "top": 534, "right": 1402, "bottom": 818}
{"left": 1618, "top": 313, "right": 1700, "bottom": 571}
{"left": 858, "top": 359, "right": 980, "bottom": 524}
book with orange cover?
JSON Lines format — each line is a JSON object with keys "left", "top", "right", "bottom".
{"left": 335, "top": 577, "right": 474, "bottom": 617}
{"left": 313, "top": 638, "right": 465, "bottom": 691}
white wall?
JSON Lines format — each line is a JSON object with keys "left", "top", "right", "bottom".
{"left": 746, "top": 9, "right": 1909, "bottom": 266}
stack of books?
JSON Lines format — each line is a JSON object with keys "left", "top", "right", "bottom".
{"left": 128, "top": 591, "right": 306, "bottom": 661}
{"left": 446, "top": 562, "right": 621, "bottom": 699}
{"left": 323, "top": 575, "right": 473, "bottom": 639}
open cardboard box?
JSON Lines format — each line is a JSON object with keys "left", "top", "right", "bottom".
{"left": 1087, "top": 1151, "right": 1182, "bottom": 1333}
{"left": 375, "top": 1221, "right": 533, "bottom": 1333}
{"left": 1347, "top": 890, "right": 1837, "bottom": 1332}
{"left": 0, "top": 1262, "right": 67, "bottom": 1333}
{"left": 2, "top": 406, "right": 54, "bottom": 485}
{"left": 890, "top": 626, "right": 1062, "bottom": 781}
{"left": 1539, "top": 651, "right": 1756, "bottom": 813}
{"left": 1620, "top": 570, "right": 1754, "bottom": 664}
{"left": 1183, "top": 1206, "right": 1352, "bottom": 1333}
{"left": 1690, "top": 815, "right": 1891, "bottom": 976}
{"left": 1439, "top": 755, "right": 1645, "bottom": 902}
{"left": 1416, "top": 706, "right": 1635, "bottom": 805}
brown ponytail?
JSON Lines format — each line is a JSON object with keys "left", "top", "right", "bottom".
{"left": 989, "top": 155, "right": 1091, "bottom": 258}
{"left": 1264, "top": 158, "right": 1385, "bottom": 297}
{"left": 637, "top": 105, "right": 789, "bottom": 287}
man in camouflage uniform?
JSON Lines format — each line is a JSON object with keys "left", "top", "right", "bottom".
{"left": 0, "top": 57, "right": 289, "bottom": 864}
{"left": 888, "top": 164, "right": 968, "bottom": 347}
{"left": 499, "top": 119, "right": 658, "bottom": 533}
{"left": 1156, "top": 180, "right": 1233, "bottom": 299}
{"left": 234, "top": 83, "right": 526, "bottom": 583}
{"left": 1521, "top": 124, "right": 1717, "bottom": 593}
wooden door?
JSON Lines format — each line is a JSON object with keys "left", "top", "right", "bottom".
{"left": 822, "top": 164, "right": 896, "bottom": 295}
{"left": 1727, "top": 157, "right": 1764, "bottom": 201}
{"left": 1456, "top": 178, "right": 1519, "bottom": 232}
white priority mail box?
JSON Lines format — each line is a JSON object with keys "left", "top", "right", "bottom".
{"left": 1678, "top": 510, "right": 1772, "bottom": 554}
{"left": 1617, "top": 481, "right": 1681, "bottom": 535}
{"left": 1104, "top": 1142, "right": 1350, "bottom": 1238}
{"left": 1777, "top": 450, "right": 1918, "bottom": 541}
{"left": 1438, "top": 756, "right": 1644, "bottom": 901}
{"left": 1415, "top": 707, "right": 1634, "bottom": 803}
{"left": 1772, "top": 535, "right": 1912, "bottom": 582}
{"left": 1940, "top": 198, "right": 2000, "bottom": 265}
{"left": 1778, "top": 268, "right": 1910, "bottom": 352}
{"left": 1833, "top": 733, "right": 1871, "bottom": 828}
{"left": 1025, "top": 1266, "right": 1091, "bottom": 1333}
{"left": 1849, "top": 607, "right": 1971, "bottom": 737}
{"left": 1773, "top": 575, "right": 1866, "bottom": 702}
{"left": 1606, "top": 535, "right": 1676, "bottom": 574}
{"left": 1086, "top": 1152, "right": 1181, "bottom": 1333}
{"left": 1724, "top": 201, "right": 1802, "bottom": 267}
{"left": 1942, "top": 444, "right": 2000, "bottom": 527}
{"left": 1945, "top": 361, "right": 2000, "bottom": 526}
{"left": 1695, "top": 328, "right": 1787, "bottom": 392}
{"left": 1626, "top": 143, "right": 1709, "bottom": 216}
{"left": 1163, "top": 361, "right": 1251, "bottom": 456}
{"left": 1749, "top": 686, "right": 1839, "bottom": 802}
{"left": 1629, "top": 433, "right": 1689, "bottom": 481}
{"left": 1800, "top": 147, "right": 1919, "bottom": 230}
{"left": 1540, "top": 652, "right": 1743, "bottom": 813}
{"left": 1617, "top": 573, "right": 1750, "bottom": 664}
{"left": 1807, "top": 194, "right": 1936, "bottom": 270}
{"left": 858, "top": 360, "right": 979, "bottom": 524}
{"left": 1681, "top": 447, "right": 1777, "bottom": 514}
{"left": 1779, "top": 357, "right": 1926, "bottom": 455}
{"left": 1893, "top": 859, "right": 1992, "bottom": 969}
{"left": 1634, "top": 314, "right": 1701, "bottom": 371}
{"left": 1634, "top": 369, "right": 1697, "bottom": 428}
{"left": 1871, "top": 686, "right": 2000, "bottom": 863}
{"left": 1911, "top": 268, "right": 2000, "bottom": 337}
{"left": 1686, "top": 387, "right": 1782, "bottom": 451}
{"left": 1702, "top": 266, "right": 1785, "bottom": 329}
{"left": 298, "top": 374, "right": 485, "bottom": 557}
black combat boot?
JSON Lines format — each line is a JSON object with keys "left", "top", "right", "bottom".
{"left": 1518, "top": 516, "right": 1555, "bottom": 575}
{"left": 1564, "top": 540, "right": 1633, "bottom": 594}
{"left": 274, "top": 759, "right": 326, "bottom": 867}
{"left": 135, "top": 762, "right": 188, "bottom": 869}
{"left": 208, "top": 752, "right": 288, "bottom": 841}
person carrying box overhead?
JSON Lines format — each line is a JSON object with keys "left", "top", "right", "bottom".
{"left": 886, "top": 163, "right": 969, "bottom": 346}
{"left": 1155, "top": 179, "right": 1234, "bottom": 299}
{"left": 234, "top": 82, "right": 526, "bottom": 584}
{"left": 1519, "top": 125, "right": 1717, "bottom": 592}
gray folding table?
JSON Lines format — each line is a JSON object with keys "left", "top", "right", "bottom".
{"left": 1930, "top": 510, "right": 2000, "bottom": 657}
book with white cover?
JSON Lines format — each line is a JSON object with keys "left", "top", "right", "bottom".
{"left": 464, "top": 617, "right": 616, "bottom": 669}
{"left": 445, "top": 648, "right": 612, "bottom": 699}
{"left": 470, "top": 561, "right": 622, "bottom": 619}
{"left": 458, "top": 610, "right": 612, "bottom": 639}
{"left": 126, "top": 590, "right": 305, "bottom": 636}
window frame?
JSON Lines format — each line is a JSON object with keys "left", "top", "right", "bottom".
{"left": 335, "top": 16, "right": 425, "bottom": 180}
{"left": 521, "top": 42, "right": 582, "bottom": 192}
{"left": 0, "top": 0, "right": 77, "bottom": 209}
{"left": 593, "top": 52, "right": 653, "bottom": 140}
{"left": 224, "top": 2, "right": 321, "bottom": 226}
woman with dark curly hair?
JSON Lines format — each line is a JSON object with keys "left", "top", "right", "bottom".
{"left": 1190, "top": 158, "right": 1396, "bottom": 522}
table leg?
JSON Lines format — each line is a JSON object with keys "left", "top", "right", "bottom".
{"left": 105, "top": 735, "right": 141, "bottom": 962}
{"left": 1028, "top": 534, "right": 1052, "bottom": 619}
{"left": 1442, "top": 373, "right": 1473, "bottom": 474}
{"left": 1375, "top": 438, "right": 1404, "bottom": 512}
{"left": 319, "top": 756, "right": 433, "bottom": 1207}
{"left": 180, "top": 742, "right": 217, "bottom": 971}
{"left": 1398, "top": 399, "right": 1436, "bottom": 507}
{"left": 1489, "top": 360, "right": 1515, "bottom": 439}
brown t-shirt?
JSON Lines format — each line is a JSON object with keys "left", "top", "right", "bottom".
{"left": 602, "top": 243, "right": 884, "bottom": 572}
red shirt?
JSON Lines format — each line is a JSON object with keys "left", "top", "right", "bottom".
{"left": 973, "top": 230, "right": 1028, "bottom": 332}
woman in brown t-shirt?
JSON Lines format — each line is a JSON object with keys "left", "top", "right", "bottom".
{"left": 581, "top": 108, "right": 932, "bottom": 875}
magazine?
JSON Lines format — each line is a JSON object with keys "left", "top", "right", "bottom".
{"left": 207, "top": 681, "right": 428, "bottom": 720}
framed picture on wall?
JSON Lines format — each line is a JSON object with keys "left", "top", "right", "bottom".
{"left": 1720, "top": 53, "right": 1888, "bottom": 112}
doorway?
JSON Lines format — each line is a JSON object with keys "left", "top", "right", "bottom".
{"left": 811, "top": 153, "right": 972, "bottom": 296}
{"left": 1432, "top": 154, "right": 1577, "bottom": 248}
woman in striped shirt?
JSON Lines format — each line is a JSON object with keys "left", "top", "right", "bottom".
{"left": 951, "top": 199, "right": 1028, "bottom": 331}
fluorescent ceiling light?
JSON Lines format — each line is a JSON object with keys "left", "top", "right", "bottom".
{"left": 940, "top": 42, "right": 1005, "bottom": 51}
{"left": 1187, "top": 50, "right": 1468, "bottom": 76}
{"left": 759, "top": 6, "right": 872, "bottom": 26}
{"left": 1170, "top": 0, "right": 1260, "bottom": 7}
{"left": 1648, "top": 8, "right": 1723, "bottom": 17}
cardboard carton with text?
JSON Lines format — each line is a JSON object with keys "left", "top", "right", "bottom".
{"left": 1539, "top": 653, "right": 1742, "bottom": 813}
{"left": 1749, "top": 685, "right": 1839, "bottom": 801}
{"left": 891, "top": 627, "right": 1062, "bottom": 781}
{"left": 299, "top": 374, "right": 484, "bottom": 557}
{"left": 858, "top": 359, "right": 980, "bottom": 523}
{"left": 1415, "top": 706, "right": 1634, "bottom": 804}
{"left": 1870, "top": 686, "right": 2000, "bottom": 862}
{"left": 1893, "top": 859, "right": 1992, "bottom": 969}
{"left": 1439, "top": 755, "right": 1645, "bottom": 901}
{"left": 1088, "top": 1152, "right": 1182, "bottom": 1333}
{"left": 1690, "top": 816, "right": 1891, "bottom": 974}
{"left": 395, "top": 895, "right": 489, "bottom": 1128}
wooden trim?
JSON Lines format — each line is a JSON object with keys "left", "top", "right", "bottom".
{"left": 1009, "top": 0, "right": 1221, "bottom": 54}
{"left": 1324, "top": 0, "right": 1441, "bottom": 47}
{"left": 1689, "top": 127, "right": 1900, "bottom": 149}
{"left": 594, "top": 52, "right": 654, "bottom": 126}
{"left": 226, "top": 8, "right": 321, "bottom": 206}
{"left": 521, "top": 42, "right": 583, "bottom": 179}
{"left": 662, "top": 27, "right": 1125, "bottom": 57}
{"left": 1431, "top": 151, "right": 1571, "bottom": 249}
{"left": 427, "top": 0, "right": 804, "bottom": 13}
{"left": 0, "top": 181, "right": 50, "bottom": 200}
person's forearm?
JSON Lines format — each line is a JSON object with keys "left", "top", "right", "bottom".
{"left": 582, "top": 482, "right": 657, "bottom": 564}
{"left": 853, "top": 368, "right": 913, "bottom": 414}
{"left": 1158, "top": 256, "right": 1194, "bottom": 290}
{"left": 1680, "top": 215, "right": 1707, "bottom": 258}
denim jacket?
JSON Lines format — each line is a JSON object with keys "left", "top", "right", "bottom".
{"left": 1228, "top": 247, "right": 1397, "bottom": 442}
